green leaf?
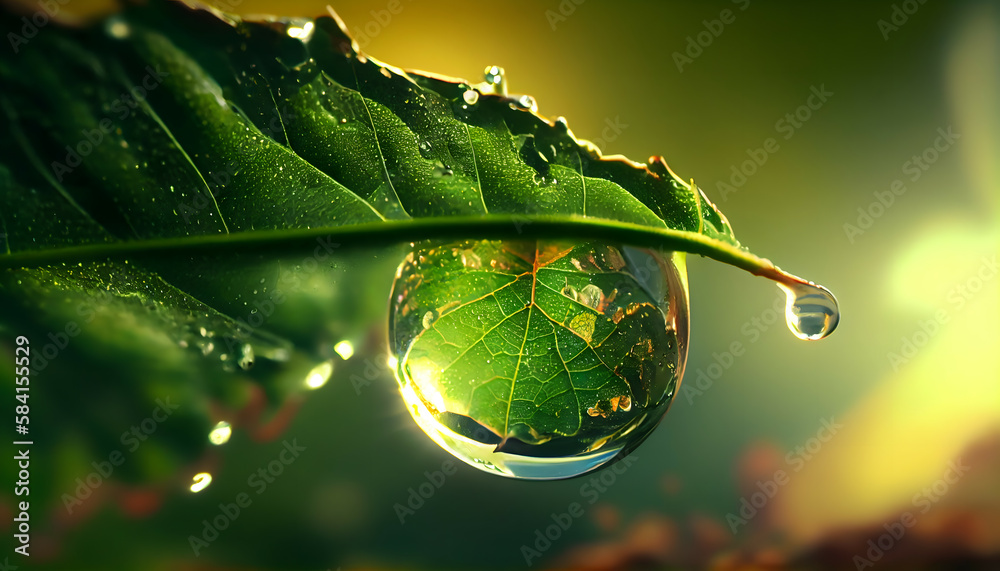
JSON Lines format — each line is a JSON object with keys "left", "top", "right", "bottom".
{"left": 0, "top": 0, "right": 836, "bottom": 495}
{"left": 0, "top": 0, "right": 816, "bottom": 288}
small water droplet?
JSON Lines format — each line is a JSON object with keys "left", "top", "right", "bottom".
{"left": 238, "top": 344, "right": 255, "bottom": 370}
{"left": 463, "top": 89, "right": 479, "bottom": 105}
{"left": 483, "top": 65, "right": 505, "bottom": 95}
{"left": 106, "top": 18, "right": 130, "bottom": 39}
{"left": 334, "top": 340, "right": 355, "bottom": 360}
{"left": 578, "top": 284, "right": 603, "bottom": 309}
{"left": 285, "top": 20, "right": 314, "bottom": 41}
{"left": 190, "top": 472, "right": 212, "bottom": 493}
{"left": 208, "top": 421, "right": 232, "bottom": 445}
{"left": 778, "top": 282, "right": 840, "bottom": 340}
{"left": 432, "top": 163, "right": 454, "bottom": 178}
{"left": 422, "top": 310, "right": 436, "bottom": 329}
{"left": 304, "top": 360, "right": 335, "bottom": 390}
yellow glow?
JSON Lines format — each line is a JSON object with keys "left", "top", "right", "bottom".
{"left": 888, "top": 223, "right": 994, "bottom": 312}
{"left": 775, "top": 229, "right": 1000, "bottom": 543}
{"left": 405, "top": 357, "right": 447, "bottom": 412}
{"left": 107, "top": 20, "right": 130, "bottom": 39}
{"left": 208, "top": 421, "right": 232, "bottom": 445}
{"left": 190, "top": 472, "right": 212, "bottom": 493}
{"left": 304, "top": 360, "right": 334, "bottom": 390}
{"left": 334, "top": 340, "right": 355, "bottom": 360}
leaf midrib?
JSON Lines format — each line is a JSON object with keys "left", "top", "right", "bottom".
{"left": 0, "top": 215, "right": 793, "bottom": 284}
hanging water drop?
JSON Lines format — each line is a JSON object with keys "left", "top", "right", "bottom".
{"left": 778, "top": 281, "right": 840, "bottom": 340}
{"left": 462, "top": 89, "right": 479, "bottom": 105}
{"left": 389, "top": 239, "right": 689, "bottom": 479}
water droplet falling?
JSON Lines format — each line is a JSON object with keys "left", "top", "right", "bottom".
{"left": 778, "top": 281, "right": 840, "bottom": 340}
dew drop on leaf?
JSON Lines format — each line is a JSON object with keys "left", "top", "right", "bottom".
{"left": 389, "top": 239, "right": 689, "bottom": 479}
{"left": 483, "top": 65, "right": 505, "bottom": 95}
{"left": 778, "top": 281, "right": 840, "bottom": 340}
{"left": 237, "top": 343, "right": 255, "bottom": 370}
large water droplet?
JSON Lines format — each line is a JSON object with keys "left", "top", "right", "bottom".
{"left": 389, "top": 240, "right": 689, "bottom": 479}
{"left": 778, "top": 281, "right": 840, "bottom": 340}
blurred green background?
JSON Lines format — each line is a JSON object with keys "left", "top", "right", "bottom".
{"left": 3, "top": 0, "right": 998, "bottom": 569}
